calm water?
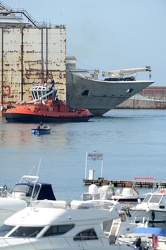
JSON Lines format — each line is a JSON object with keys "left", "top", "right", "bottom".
{"left": 1, "top": 109, "right": 166, "bottom": 200}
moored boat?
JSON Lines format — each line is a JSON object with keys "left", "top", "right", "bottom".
{"left": 82, "top": 184, "right": 145, "bottom": 204}
{"left": 3, "top": 81, "right": 93, "bottom": 123}
{"left": 0, "top": 174, "right": 56, "bottom": 224}
{"left": 0, "top": 199, "right": 152, "bottom": 250}
{"left": 129, "top": 188, "right": 166, "bottom": 224}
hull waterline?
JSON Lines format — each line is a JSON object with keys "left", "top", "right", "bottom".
{"left": 4, "top": 113, "right": 93, "bottom": 123}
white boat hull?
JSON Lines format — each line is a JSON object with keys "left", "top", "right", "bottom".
{"left": 0, "top": 237, "right": 142, "bottom": 250}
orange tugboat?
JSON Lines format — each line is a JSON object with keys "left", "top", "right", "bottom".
{"left": 4, "top": 81, "right": 93, "bottom": 123}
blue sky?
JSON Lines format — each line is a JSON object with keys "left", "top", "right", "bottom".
{"left": 4, "top": 0, "right": 166, "bottom": 86}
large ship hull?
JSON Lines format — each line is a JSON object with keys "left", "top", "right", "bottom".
{"left": 66, "top": 71, "right": 154, "bottom": 116}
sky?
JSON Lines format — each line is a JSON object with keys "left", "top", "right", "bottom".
{"left": 3, "top": 0, "right": 166, "bottom": 86}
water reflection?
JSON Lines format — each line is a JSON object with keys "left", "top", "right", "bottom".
{"left": 1, "top": 109, "right": 166, "bottom": 201}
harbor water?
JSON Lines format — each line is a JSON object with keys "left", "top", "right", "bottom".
{"left": 1, "top": 109, "right": 166, "bottom": 200}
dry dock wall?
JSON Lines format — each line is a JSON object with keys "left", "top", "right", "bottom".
{"left": 0, "top": 26, "right": 66, "bottom": 115}
{"left": 117, "top": 86, "right": 166, "bottom": 109}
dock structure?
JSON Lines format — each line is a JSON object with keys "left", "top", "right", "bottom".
{"left": 83, "top": 176, "right": 166, "bottom": 188}
{"left": 83, "top": 152, "right": 166, "bottom": 188}
{"left": 84, "top": 151, "right": 104, "bottom": 181}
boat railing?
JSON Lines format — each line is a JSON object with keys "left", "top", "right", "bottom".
{"left": 0, "top": 6, "right": 41, "bottom": 28}
{"left": 29, "top": 199, "right": 119, "bottom": 211}
{"left": 0, "top": 2, "right": 11, "bottom": 12}
{"left": 39, "top": 90, "right": 56, "bottom": 100}
{"left": 19, "top": 175, "right": 39, "bottom": 183}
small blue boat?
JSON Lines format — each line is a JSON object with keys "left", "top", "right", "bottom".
{"left": 31, "top": 125, "right": 51, "bottom": 135}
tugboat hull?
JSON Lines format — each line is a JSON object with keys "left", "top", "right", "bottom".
{"left": 4, "top": 113, "right": 92, "bottom": 123}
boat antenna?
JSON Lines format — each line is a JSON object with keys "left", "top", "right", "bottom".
{"left": 28, "top": 164, "right": 36, "bottom": 175}
{"left": 36, "top": 159, "right": 42, "bottom": 176}
{"left": 30, "top": 160, "right": 41, "bottom": 204}
{"left": 15, "top": 0, "right": 19, "bottom": 9}
{"left": 28, "top": 159, "right": 41, "bottom": 176}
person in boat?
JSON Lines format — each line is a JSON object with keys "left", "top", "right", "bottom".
{"left": 37, "top": 122, "right": 43, "bottom": 129}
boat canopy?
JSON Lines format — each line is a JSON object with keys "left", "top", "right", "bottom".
{"left": 12, "top": 182, "right": 56, "bottom": 201}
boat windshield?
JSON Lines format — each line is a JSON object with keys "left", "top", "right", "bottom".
{"left": 9, "top": 226, "right": 43, "bottom": 238}
{"left": 0, "top": 224, "right": 15, "bottom": 237}
{"left": 149, "top": 195, "right": 162, "bottom": 204}
{"left": 142, "top": 194, "right": 151, "bottom": 203}
{"left": 12, "top": 184, "right": 40, "bottom": 198}
{"left": 160, "top": 195, "right": 166, "bottom": 204}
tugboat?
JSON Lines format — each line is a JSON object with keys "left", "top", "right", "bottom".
{"left": 3, "top": 81, "right": 93, "bottom": 123}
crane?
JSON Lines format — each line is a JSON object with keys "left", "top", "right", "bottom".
{"left": 102, "top": 66, "right": 151, "bottom": 78}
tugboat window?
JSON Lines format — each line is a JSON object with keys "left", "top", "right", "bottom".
{"left": 74, "top": 228, "right": 98, "bottom": 241}
{"left": 38, "top": 90, "right": 42, "bottom": 99}
{"left": 43, "top": 224, "right": 75, "bottom": 237}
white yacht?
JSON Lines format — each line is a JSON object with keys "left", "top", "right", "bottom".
{"left": 0, "top": 199, "right": 151, "bottom": 250}
{"left": 129, "top": 189, "right": 166, "bottom": 224}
